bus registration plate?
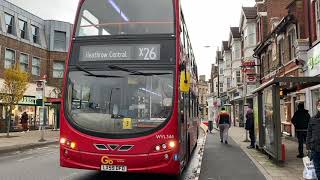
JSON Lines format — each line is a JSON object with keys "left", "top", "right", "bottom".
{"left": 101, "top": 165, "right": 127, "bottom": 172}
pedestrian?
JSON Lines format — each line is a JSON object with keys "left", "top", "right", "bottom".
{"left": 292, "top": 102, "right": 311, "bottom": 158}
{"left": 216, "top": 107, "right": 231, "bottom": 144}
{"left": 20, "top": 112, "right": 29, "bottom": 132}
{"left": 307, "top": 100, "right": 320, "bottom": 179}
{"left": 245, "top": 106, "right": 255, "bottom": 149}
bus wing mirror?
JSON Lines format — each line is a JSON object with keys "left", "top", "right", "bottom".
{"left": 180, "top": 71, "right": 190, "bottom": 93}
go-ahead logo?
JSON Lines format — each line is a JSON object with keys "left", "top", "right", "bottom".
{"left": 101, "top": 156, "right": 125, "bottom": 165}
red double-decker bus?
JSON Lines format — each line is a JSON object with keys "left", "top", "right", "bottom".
{"left": 60, "top": 0, "right": 199, "bottom": 176}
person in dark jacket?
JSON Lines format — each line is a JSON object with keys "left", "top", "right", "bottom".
{"left": 20, "top": 112, "right": 29, "bottom": 132}
{"left": 307, "top": 100, "right": 320, "bottom": 179}
{"left": 245, "top": 107, "right": 255, "bottom": 149}
{"left": 292, "top": 103, "right": 311, "bottom": 158}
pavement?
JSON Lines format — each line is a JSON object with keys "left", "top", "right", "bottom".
{"left": 0, "top": 129, "right": 59, "bottom": 154}
{"left": 213, "top": 124, "right": 305, "bottom": 180}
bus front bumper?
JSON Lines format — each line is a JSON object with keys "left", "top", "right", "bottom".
{"left": 60, "top": 147, "right": 180, "bottom": 175}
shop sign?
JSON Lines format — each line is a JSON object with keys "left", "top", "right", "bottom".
{"left": 246, "top": 75, "right": 256, "bottom": 83}
{"left": 307, "top": 43, "right": 320, "bottom": 77}
{"left": 19, "top": 96, "right": 36, "bottom": 105}
{"left": 242, "top": 61, "right": 256, "bottom": 67}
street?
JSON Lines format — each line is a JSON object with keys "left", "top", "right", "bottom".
{"left": 0, "top": 129, "right": 269, "bottom": 180}
{"left": 199, "top": 131, "right": 266, "bottom": 180}
{"left": 0, "top": 144, "right": 189, "bottom": 180}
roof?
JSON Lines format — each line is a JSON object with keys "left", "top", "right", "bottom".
{"left": 222, "top": 41, "right": 230, "bottom": 51}
{"left": 242, "top": 7, "right": 257, "bottom": 19}
{"left": 230, "top": 27, "right": 241, "bottom": 38}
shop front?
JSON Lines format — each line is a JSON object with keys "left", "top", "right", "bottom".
{"left": 0, "top": 96, "right": 55, "bottom": 132}
{"left": 305, "top": 43, "right": 320, "bottom": 117}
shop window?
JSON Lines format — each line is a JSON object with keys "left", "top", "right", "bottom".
{"left": 5, "top": 49, "right": 15, "bottom": 69}
{"left": 19, "top": 19, "right": 27, "bottom": 39}
{"left": 20, "top": 53, "right": 29, "bottom": 72}
{"left": 312, "top": 90, "right": 320, "bottom": 116}
{"left": 5, "top": 13, "right": 14, "bottom": 35}
{"left": 32, "top": 57, "right": 40, "bottom": 76}
{"left": 31, "top": 25, "right": 39, "bottom": 44}
{"left": 54, "top": 31, "right": 67, "bottom": 51}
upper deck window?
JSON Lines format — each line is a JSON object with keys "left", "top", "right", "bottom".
{"left": 76, "top": 0, "right": 174, "bottom": 37}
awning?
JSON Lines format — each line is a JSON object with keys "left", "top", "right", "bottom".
{"left": 252, "top": 77, "right": 320, "bottom": 94}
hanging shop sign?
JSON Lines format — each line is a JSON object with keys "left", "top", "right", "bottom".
{"left": 307, "top": 43, "right": 320, "bottom": 77}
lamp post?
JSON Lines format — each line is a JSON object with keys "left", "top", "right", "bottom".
{"left": 35, "top": 79, "right": 46, "bottom": 142}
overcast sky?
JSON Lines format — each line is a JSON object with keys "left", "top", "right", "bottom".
{"left": 7, "top": 0, "right": 255, "bottom": 80}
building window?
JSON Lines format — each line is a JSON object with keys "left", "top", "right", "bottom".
{"left": 32, "top": 57, "right": 40, "bottom": 76}
{"left": 5, "top": 13, "right": 14, "bottom": 34}
{"left": 53, "top": 61, "right": 65, "bottom": 78}
{"left": 227, "top": 78, "right": 231, "bottom": 89}
{"left": 31, "top": 25, "right": 39, "bottom": 44}
{"left": 257, "top": 19, "right": 261, "bottom": 43}
{"left": 20, "top": 53, "right": 29, "bottom": 72}
{"left": 236, "top": 70, "right": 241, "bottom": 83}
{"left": 219, "top": 83, "right": 223, "bottom": 93}
{"left": 5, "top": 49, "right": 15, "bottom": 69}
{"left": 248, "top": 24, "right": 256, "bottom": 46}
{"left": 19, "top": 19, "right": 27, "bottom": 39}
{"left": 220, "top": 68, "right": 223, "bottom": 75}
{"left": 233, "top": 43, "right": 241, "bottom": 60}
{"left": 278, "top": 38, "right": 285, "bottom": 64}
{"left": 288, "top": 29, "right": 296, "bottom": 60}
{"left": 54, "top": 31, "right": 67, "bottom": 51}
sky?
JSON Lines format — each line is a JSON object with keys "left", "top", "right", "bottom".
{"left": 7, "top": 0, "right": 255, "bottom": 80}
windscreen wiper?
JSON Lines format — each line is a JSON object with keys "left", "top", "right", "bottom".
{"left": 107, "top": 65, "right": 171, "bottom": 76}
{"left": 75, "top": 64, "right": 122, "bottom": 78}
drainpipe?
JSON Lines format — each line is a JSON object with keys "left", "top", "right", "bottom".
{"left": 307, "top": 0, "right": 312, "bottom": 48}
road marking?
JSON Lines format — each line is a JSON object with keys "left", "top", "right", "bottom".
{"left": 17, "top": 156, "right": 33, "bottom": 162}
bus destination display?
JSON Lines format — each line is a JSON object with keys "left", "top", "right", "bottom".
{"left": 80, "top": 44, "right": 161, "bottom": 61}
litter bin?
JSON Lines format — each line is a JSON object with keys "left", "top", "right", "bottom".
{"left": 208, "top": 121, "right": 213, "bottom": 133}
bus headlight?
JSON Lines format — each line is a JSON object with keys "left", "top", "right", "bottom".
{"left": 60, "top": 138, "right": 67, "bottom": 144}
{"left": 169, "top": 141, "right": 175, "bottom": 148}
{"left": 60, "top": 138, "right": 77, "bottom": 150}
{"left": 70, "top": 142, "right": 76, "bottom": 149}
{"left": 155, "top": 145, "right": 161, "bottom": 151}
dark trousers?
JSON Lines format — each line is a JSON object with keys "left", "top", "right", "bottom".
{"left": 249, "top": 129, "right": 255, "bottom": 147}
{"left": 312, "top": 151, "right": 320, "bottom": 179}
{"left": 296, "top": 131, "right": 307, "bottom": 155}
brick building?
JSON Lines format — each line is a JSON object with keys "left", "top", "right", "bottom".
{"left": 0, "top": 0, "right": 72, "bottom": 131}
